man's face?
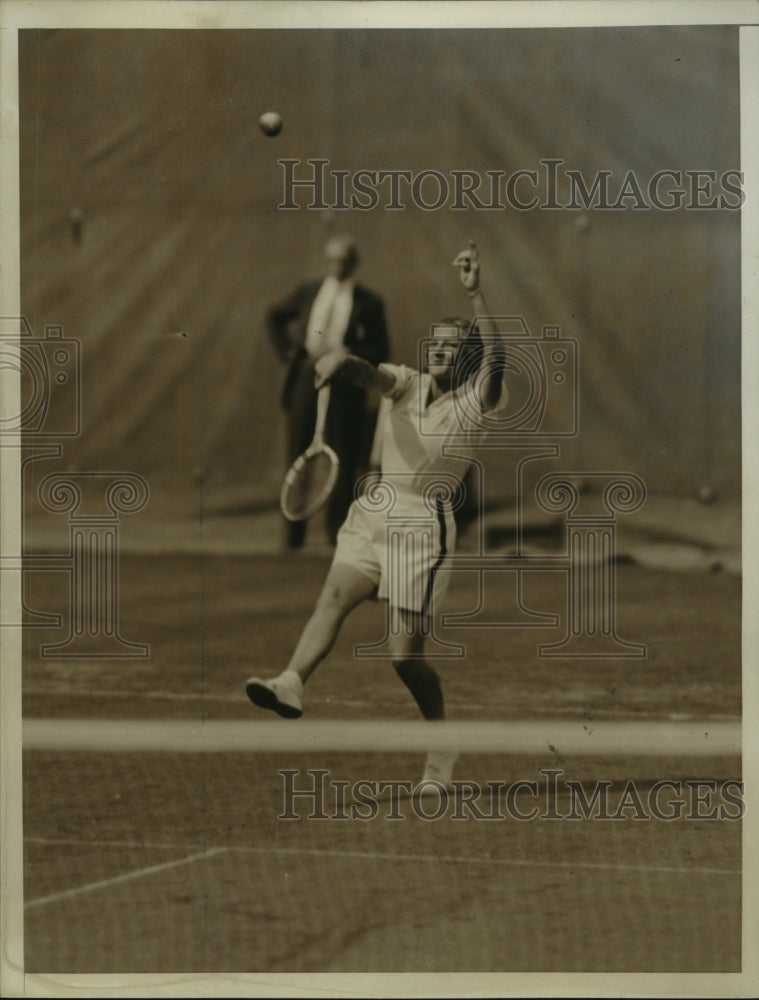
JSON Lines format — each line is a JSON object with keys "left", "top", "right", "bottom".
{"left": 426, "top": 326, "right": 463, "bottom": 383}
{"left": 324, "top": 239, "right": 357, "bottom": 280}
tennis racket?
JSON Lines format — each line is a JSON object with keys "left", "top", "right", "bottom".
{"left": 280, "top": 384, "right": 340, "bottom": 522}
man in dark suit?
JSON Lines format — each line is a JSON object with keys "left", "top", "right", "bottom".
{"left": 267, "top": 235, "right": 390, "bottom": 548}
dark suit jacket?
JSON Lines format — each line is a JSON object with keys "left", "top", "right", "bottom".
{"left": 266, "top": 280, "right": 390, "bottom": 409}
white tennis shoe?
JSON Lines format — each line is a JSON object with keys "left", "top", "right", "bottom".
{"left": 245, "top": 672, "right": 303, "bottom": 719}
{"left": 418, "top": 750, "right": 458, "bottom": 792}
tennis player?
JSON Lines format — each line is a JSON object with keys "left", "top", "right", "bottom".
{"left": 246, "top": 243, "right": 507, "bottom": 786}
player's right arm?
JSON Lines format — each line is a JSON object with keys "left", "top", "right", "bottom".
{"left": 314, "top": 349, "right": 397, "bottom": 394}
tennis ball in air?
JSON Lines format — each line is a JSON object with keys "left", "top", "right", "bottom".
{"left": 259, "top": 111, "right": 283, "bottom": 137}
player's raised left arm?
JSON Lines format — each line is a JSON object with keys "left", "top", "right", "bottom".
{"left": 452, "top": 242, "right": 506, "bottom": 412}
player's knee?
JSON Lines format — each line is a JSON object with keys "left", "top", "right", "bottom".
{"left": 315, "top": 580, "right": 351, "bottom": 616}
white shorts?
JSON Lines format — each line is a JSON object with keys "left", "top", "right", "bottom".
{"left": 333, "top": 495, "right": 455, "bottom": 615}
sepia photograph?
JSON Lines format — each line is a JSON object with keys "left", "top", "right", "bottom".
{"left": 1, "top": 1, "right": 756, "bottom": 995}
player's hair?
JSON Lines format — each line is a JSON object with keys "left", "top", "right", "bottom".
{"left": 437, "top": 315, "right": 483, "bottom": 389}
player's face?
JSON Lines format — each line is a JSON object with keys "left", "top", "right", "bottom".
{"left": 426, "top": 327, "right": 462, "bottom": 384}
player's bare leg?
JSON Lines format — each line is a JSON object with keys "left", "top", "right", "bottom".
{"left": 286, "top": 562, "right": 377, "bottom": 682}
{"left": 389, "top": 609, "right": 457, "bottom": 786}
{"left": 388, "top": 613, "right": 444, "bottom": 720}
{"left": 245, "top": 562, "right": 376, "bottom": 718}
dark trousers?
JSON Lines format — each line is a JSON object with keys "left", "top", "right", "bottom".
{"left": 284, "top": 359, "right": 372, "bottom": 548}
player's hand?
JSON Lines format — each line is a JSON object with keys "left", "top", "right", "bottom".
{"left": 314, "top": 348, "right": 348, "bottom": 389}
{"left": 452, "top": 241, "right": 480, "bottom": 294}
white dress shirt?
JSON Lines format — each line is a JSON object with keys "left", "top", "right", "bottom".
{"left": 304, "top": 276, "right": 355, "bottom": 359}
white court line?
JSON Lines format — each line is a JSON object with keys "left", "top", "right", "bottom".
{"left": 230, "top": 845, "right": 741, "bottom": 879}
{"left": 24, "top": 846, "right": 226, "bottom": 910}
{"left": 22, "top": 717, "right": 742, "bottom": 756}
{"left": 24, "top": 837, "right": 739, "bottom": 879}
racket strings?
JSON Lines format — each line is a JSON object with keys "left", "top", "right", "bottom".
{"left": 281, "top": 449, "right": 339, "bottom": 521}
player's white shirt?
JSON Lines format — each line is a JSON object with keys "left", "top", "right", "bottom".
{"left": 333, "top": 361, "right": 507, "bottom": 612}
{"left": 376, "top": 362, "right": 506, "bottom": 510}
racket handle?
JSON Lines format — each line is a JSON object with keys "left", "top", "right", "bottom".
{"left": 313, "top": 384, "right": 331, "bottom": 445}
